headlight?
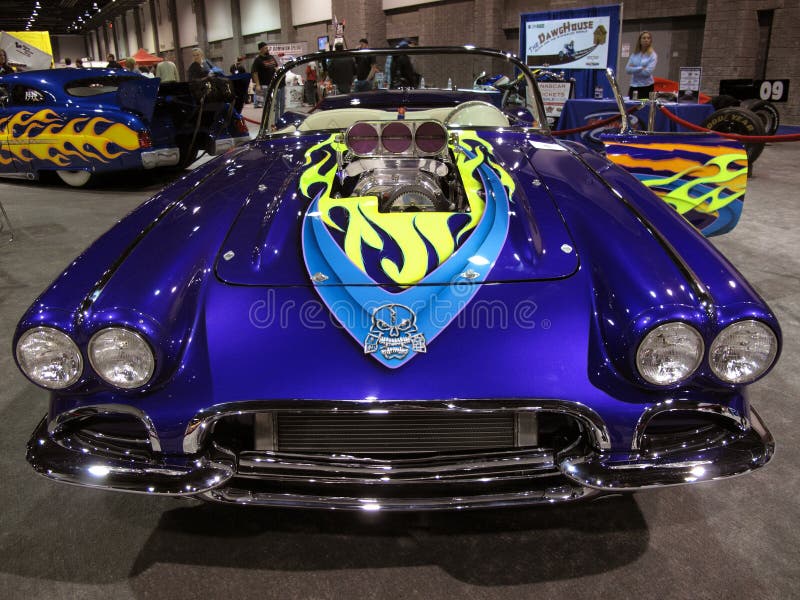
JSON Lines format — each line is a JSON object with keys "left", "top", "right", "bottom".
{"left": 710, "top": 320, "right": 778, "bottom": 384}
{"left": 88, "top": 328, "right": 155, "bottom": 389}
{"left": 636, "top": 322, "right": 704, "bottom": 385}
{"left": 16, "top": 327, "right": 83, "bottom": 389}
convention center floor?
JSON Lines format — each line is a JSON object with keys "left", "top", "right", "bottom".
{"left": 0, "top": 125, "right": 797, "bottom": 598}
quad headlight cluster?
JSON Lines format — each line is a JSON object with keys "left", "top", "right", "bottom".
{"left": 636, "top": 319, "right": 778, "bottom": 386}
{"left": 16, "top": 326, "right": 155, "bottom": 390}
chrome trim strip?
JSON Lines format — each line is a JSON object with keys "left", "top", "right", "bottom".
{"left": 605, "top": 67, "right": 629, "bottom": 133}
{"left": 197, "top": 484, "right": 598, "bottom": 511}
{"left": 47, "top": 404, "right": 162, "bottom": 452}
{"left": 27, "top": 417, "right": 234, "bottom": 495}
{"left": 236, "top": 447, "right": 558, "bottom": 485}
{"left": 562, "top": 407, "right": 773, "bottom": 490}
{"left": 182, "top": 399, "right": 612, "bottom": 453}
{"left": 631, "top": 400, "right": 749, "bottom": 450}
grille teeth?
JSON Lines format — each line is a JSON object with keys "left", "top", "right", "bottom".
{"left": 272, "top": 411, "right": 522, "bottom": 454}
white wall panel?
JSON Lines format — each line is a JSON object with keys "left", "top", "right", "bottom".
{"left": 383, "top": 0, "right": 443, "bottom": 9}
{"left": 240, "top": 0, "right": 280, "bottom": 36}
{"left": 291, "top": 0, "right": 330, "bottom": 26}
{"left": 126, "top": 10, "right": 138, "bottom": 52}
{"left": 89, "top": 30, "right": 99, "bottom": 60}
{"left": 206, "top": 0, "right": 234, "bottom": 42}
{"left": 141, "top": 5, "right": 156, "bottom": 54}
{"left": 177, "top": 0, "right": 198, "bottom": 48}
{"left": 115, "top": 16, "right": 127, "bottom": 56}
{"left": 157, "top": 0, "right": 174, "bottom": 51}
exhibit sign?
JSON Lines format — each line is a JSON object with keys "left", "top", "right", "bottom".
{"left": 519, "top": 5, "right": 621, "bottom": 100}
{"left": 538, "top": 81, "right": 573, "bottom": 118}
{"left": 268, "top": 42, "right": 308, "bottom": 66}
{"left": 719, "top": 78, "right": 790, "bottom": 102}
{"left": 0, "top": 31, "right": 53, "bottom": 70}
{"left": 524, "top": 16, "right": 610, "bottom": 69}
{"left": 679, "top": 67, "right": 702, "bottom": 102}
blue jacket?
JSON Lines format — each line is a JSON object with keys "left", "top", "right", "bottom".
{"left": 625, "top": 51, "right": 657, "bottom": 87}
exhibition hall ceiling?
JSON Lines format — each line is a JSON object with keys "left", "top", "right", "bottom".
{"left": 0, "top": 0, "right": 141, "bottom": 36}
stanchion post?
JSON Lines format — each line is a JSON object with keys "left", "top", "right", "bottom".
{"left": 648, "top": 92, "right": 657, "bottom": 133}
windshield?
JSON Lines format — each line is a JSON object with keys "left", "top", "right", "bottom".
{"left": 259, "top": 46, "right": 547, "bottom": 137}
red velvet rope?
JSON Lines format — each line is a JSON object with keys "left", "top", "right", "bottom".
{"left": 658, "top": 106, "right": 800, "bottom": 142}
{"left": 551, "top": 104, "right": 643, "bottom": 136}
{"left": 243, "top": 116, "right": 261, "bottom": 125}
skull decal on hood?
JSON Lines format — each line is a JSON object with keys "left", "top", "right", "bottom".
{"left": 364, "top": 304, "right": 427, "bottom": 360}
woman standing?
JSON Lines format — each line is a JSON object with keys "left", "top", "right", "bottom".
{"left": 625, "top": 31, "right": 657, "bottom": 100}
{"left": 187, "top": 48, "right": 212, "bottom": 81}
{"left": 0, "top": 49, "right": 15, "bottom": 75}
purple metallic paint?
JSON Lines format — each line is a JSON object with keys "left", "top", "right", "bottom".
{"left": 14, "top": 127, "right": 780, "bottom": 457}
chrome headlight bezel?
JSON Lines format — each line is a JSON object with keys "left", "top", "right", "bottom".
{"left": 636, "top": 321, "right": 705, "bottom": 386}
{"left": 709, "top": 319, "right": 778, "bottom": 384}
{"left": 88, "top": 327, "right": 156, "bottom": 390}
{"left": 15, "top": 326, "right": 84, "bottom": 390}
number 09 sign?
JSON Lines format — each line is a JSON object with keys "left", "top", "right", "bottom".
{"left": 760, "top": 79, "right": 789, "bottom": 102}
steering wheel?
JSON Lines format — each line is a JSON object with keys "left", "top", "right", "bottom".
{"left": 443, "top": 101, "right": 509, "bottom": 128}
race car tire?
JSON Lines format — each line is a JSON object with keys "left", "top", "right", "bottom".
{"left": 741, "top": 99, "right": 780, "bottom": 136}
{"left": 702, "top": 106, "right": 765, "bottom": 165}
{"left": 710, "top": 94, "right": 741, "bottom": 110}
{"left": 56, "top": 170, "right": 92, "bottom": 187}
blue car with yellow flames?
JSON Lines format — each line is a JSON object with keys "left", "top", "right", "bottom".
{"left": 0, "top": 68, "right": 249, "bottom": 186}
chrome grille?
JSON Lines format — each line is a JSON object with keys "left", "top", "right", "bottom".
{"left": 274, "top": 411, "right": 518, "bottom": 454}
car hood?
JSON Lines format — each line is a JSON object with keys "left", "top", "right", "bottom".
{"left": 215, "top": 133, "right": 579, "bottom": 287}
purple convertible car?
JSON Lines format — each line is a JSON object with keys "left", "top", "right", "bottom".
{"left": 16, "top": 47, "right": 780, "bottom": 510}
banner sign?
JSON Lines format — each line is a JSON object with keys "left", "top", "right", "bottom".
{"left": 525, "top": 16, "right": 610, "bottom": 69}
{"left": 519, "top": 5, "right": 621, "bottom": 100}
{"left": 538, "top": 81, "right": 573, "bottom": 118}
{"left": 0, "top": 31, "right": 53, "bottom": 70}
{"left": 268, "top": 43, "right": 309, "bottom": 65}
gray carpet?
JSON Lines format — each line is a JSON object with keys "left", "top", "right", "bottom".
{"left": 0, "top": 137, "right": 798, "bottom": 599}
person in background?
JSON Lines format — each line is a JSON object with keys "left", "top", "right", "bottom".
{"left": 140, "top": 66, "right": 155, "bottom": 78}
{"left": 75, "top": 58, "right": 84, "bottom": 68}
{"left": 187, "top": 48, "right": 213, "bottom": 80}
{"left": 304, "top": 61, "right": 318, "bottom": 105}
{"left": 625, "top": 31, "right": 657, "bottom": 100}
{"left": 230, "top": 56, "right": 246, "bottom": 75}
{"left": 229, "top": 56, "right": 248, "bottom": 113}
{"left": 124, "top": 57, "right": 141, "bottom": 74}
{"left": 106, "top": 53, "right": 122, "bottom": 69}
{"left": 251, "top": 42, "right": 277, "bottom": 108}
{"left": 390, "top": 40, "right": 417, "bottom": 89}
{"left": 354, "top": 38, "right": 376, "bottom": 92}
{"left": 155, "top": 58, "right": 179, "bottom": 82}
{"left": 0, "top": 49, "right": 15, "bottom": 75}
{"left": 328, "top": 42, "right": 356, "bottom": 94}
{"left": 63, "top": 57, "right": 74, "bottom": 68}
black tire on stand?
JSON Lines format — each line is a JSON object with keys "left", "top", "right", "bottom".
{"left": 741, "top": 99, "right": 780, "bottom": 136}
{"left": 702, "top": 107, "right": 766, "bottom": 165}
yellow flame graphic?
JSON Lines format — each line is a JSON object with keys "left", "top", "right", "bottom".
{"left": 0, "top": 108, "right": 140, "bottom": 168}
{"left": 641, "top": 153, "right": 747, "bottom": 214}
{"left": 302, "top": 133, "right": 512, "bottom": 286}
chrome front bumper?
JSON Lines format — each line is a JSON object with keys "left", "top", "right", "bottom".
{"left": 26, "top": 403, "right": 774, "bottom": 510}
{"left": 141, "top": 147, "right": 180, "bottom": 169}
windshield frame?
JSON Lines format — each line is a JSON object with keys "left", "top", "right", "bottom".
{"left": 257, "top": 45, "right": 549, "bottom": 139}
